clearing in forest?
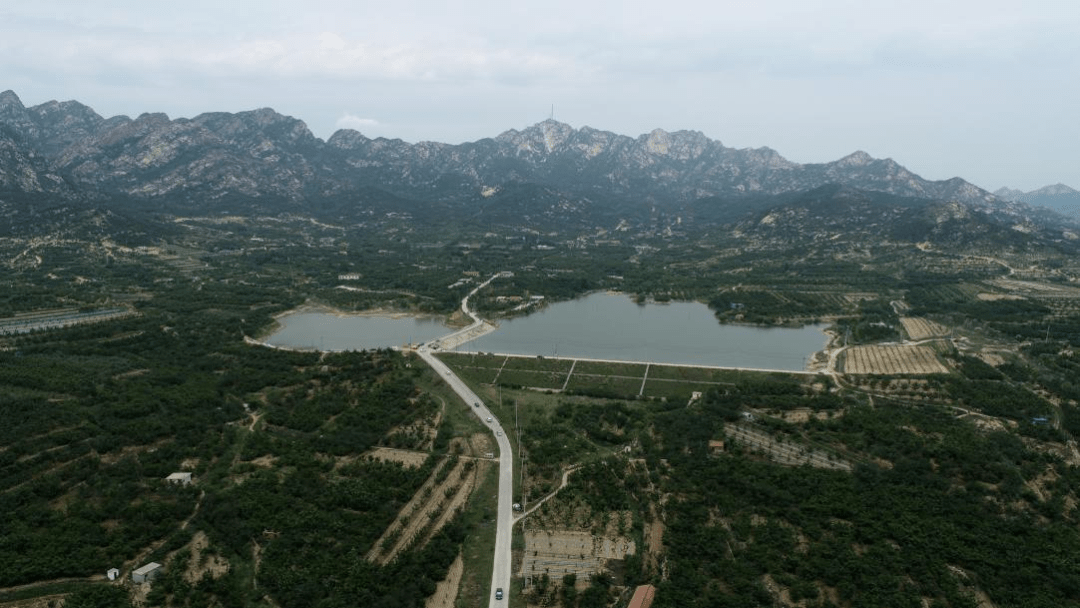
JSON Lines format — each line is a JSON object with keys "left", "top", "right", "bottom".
{"left": 362, "top": 447, "right": 429, "bottom": 468}
{"left": 521, "top": 530, "right": 636, "bottom": 588}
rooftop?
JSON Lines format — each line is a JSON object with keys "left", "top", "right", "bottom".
{"left": 133, "top": 562, "right": 162, "bottom": 575}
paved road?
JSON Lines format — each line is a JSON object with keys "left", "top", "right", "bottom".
{"left": 417, "top": 348, "right": 513, "bottom": 608}
{"left": 416, "top": 272, "right": 513, "bottom": 607}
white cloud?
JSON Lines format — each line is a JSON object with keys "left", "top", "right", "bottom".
{"left": 1, "top": 0, "right": 1079, "bottom": 189}
{"left": 335, "top": 114, "right": 381, "bottom": 131}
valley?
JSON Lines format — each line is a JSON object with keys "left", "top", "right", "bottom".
{"left": 2, "top": 94, "right": 1080, "bottom": 608}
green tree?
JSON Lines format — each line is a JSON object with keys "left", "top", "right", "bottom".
{"left": 63, "top": 585, "right": 133, "bottom": 608}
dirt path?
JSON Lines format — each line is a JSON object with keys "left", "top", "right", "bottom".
{"left": 0, "top": 575, "right": 105, "bottom": 598}
{"left": 515, "top": 466, "right": 580, "bottom": 523}
{"left": 127, "top": 490, "right": 206, "bottom": 577}
{"left": 0, "top": 491, "right": 203, "bottom": 606}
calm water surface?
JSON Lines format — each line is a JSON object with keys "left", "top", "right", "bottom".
{"left": 461, "top": 293, "right": 827, "bottom": 370}
{"left": 264, "top": 312, "right": 451, "bottom": 351}
{"left": 265, "top": 294, "right": 828, "bottom": 370}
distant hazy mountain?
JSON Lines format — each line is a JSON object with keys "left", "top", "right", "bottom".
{"left": 994, "top": 184, "right": 1080, "bottom": 217}
{"left": 0, "top": 90, "right": 1003, "bottom": 212}
{"left": 4, "top": 87, "right": 1078, "bottom": 258}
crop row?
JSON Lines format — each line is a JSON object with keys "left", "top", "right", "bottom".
{"left": 842, "top": 345, "right": 949, "bottom": 375}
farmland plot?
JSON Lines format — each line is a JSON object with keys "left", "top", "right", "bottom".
{"left": 899, "top": 317, "right": 948, "bottom": 340}
{"left": 521, "top": 530, "right": 636, "bottom": 588}
{"left": 842, "top": 344, "right": 949, "bottom": 375}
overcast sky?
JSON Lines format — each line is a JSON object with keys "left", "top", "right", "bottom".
{"left": 1, "top": 1, "right": 1077, "bottom": 191}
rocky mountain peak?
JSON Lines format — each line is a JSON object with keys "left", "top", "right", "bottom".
{"left": 494, "top": 119, "right": 577, "bottom": 155}
{"left": 637, "top": 128, "right": 711, "bottom": 161}
{"left": 644, "top": 128, "right": 672, "bottom": 154}
{"left": 1035, "top": 183, "right": 1078, "bottom": 196}
{"left": 326, "top": 129, "right": 371, "bottom": 149}
{"left": 836, "top": 150, "right": 874, "bottom": 167}
{"left": 0, "top": 91, "right": 33, "bottom": 136}
{"left": 0, "top": 90, "right": 25, "bottom": 113}
{"left": 991, "top": 183, "right": 1080, "bottom": 217}
{"left": 536, "top": 119, "right": 574, "bottom": 153}
{"left": 993, "top": 187, "right": 1025, "bottom": 201}
{"left": 0, "top": 89, "right": 1018, "bottom": 213}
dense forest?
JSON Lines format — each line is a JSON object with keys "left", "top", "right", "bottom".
{"left": 3, "top": 182, "right": 1080, "bottom": 607}
{"left": 0, "top": 272, "right": 478, "bottom": 607}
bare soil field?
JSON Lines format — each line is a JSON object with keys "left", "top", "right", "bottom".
{"left": 642, "top": 520, "right": 664, "bottom": 573}
{"left": 841, "top": 344, "right": 950, "bottom": 375}
{"left": 362, "top": 447, "right": 429, "bottom": 468}
{"left": 977, "top": 352, "right": 1006, "bottom": 367}
{"left": 466, "top": 433, "right": 494, "bottom": 458}
{"left": 899, "top": 317, "right": 948, "bottom": 340}
{"left": 977, "top": 292, "right": 1025, "bottom": 301}
{"left": 521, "top": 530, "right": 636, "bottom": 588}
{"left": 989, "top": 278, "right": 1080, "bottom": 297}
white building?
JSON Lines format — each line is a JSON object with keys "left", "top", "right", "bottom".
{"left": 106, "top": 567, "right": 120, "bottom": 581}
{"left": 165, "top": 472, "right": 193, "bottom": 485}
{"left": 132, "top": 562, "right": 162, "bottom": 583}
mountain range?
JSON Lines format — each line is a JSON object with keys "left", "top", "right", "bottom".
{"left": 0, "top": 89, "right": 1075, "bottom": 245}
{"left": 994, "top": 184, "right": 1080, "bottom": 217}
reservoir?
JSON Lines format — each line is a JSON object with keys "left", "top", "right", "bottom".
{"left": 460, "top": 293, "right": 827, "bottom": 371}
{"left": 263, "top": 311, "right": 451, "bottom": 351}
{"left": 264, "top": 294, "right": 828, "bottom": 371}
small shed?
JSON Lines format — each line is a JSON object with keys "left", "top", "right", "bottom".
{"left": 132, "top": 562, "right": 162, "bottom": 583}
{"left": 106, "top": 567, "right": 120, "bottom": 581}
{"left": 166, "top": 472, "right": 193, "bottom": 485}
